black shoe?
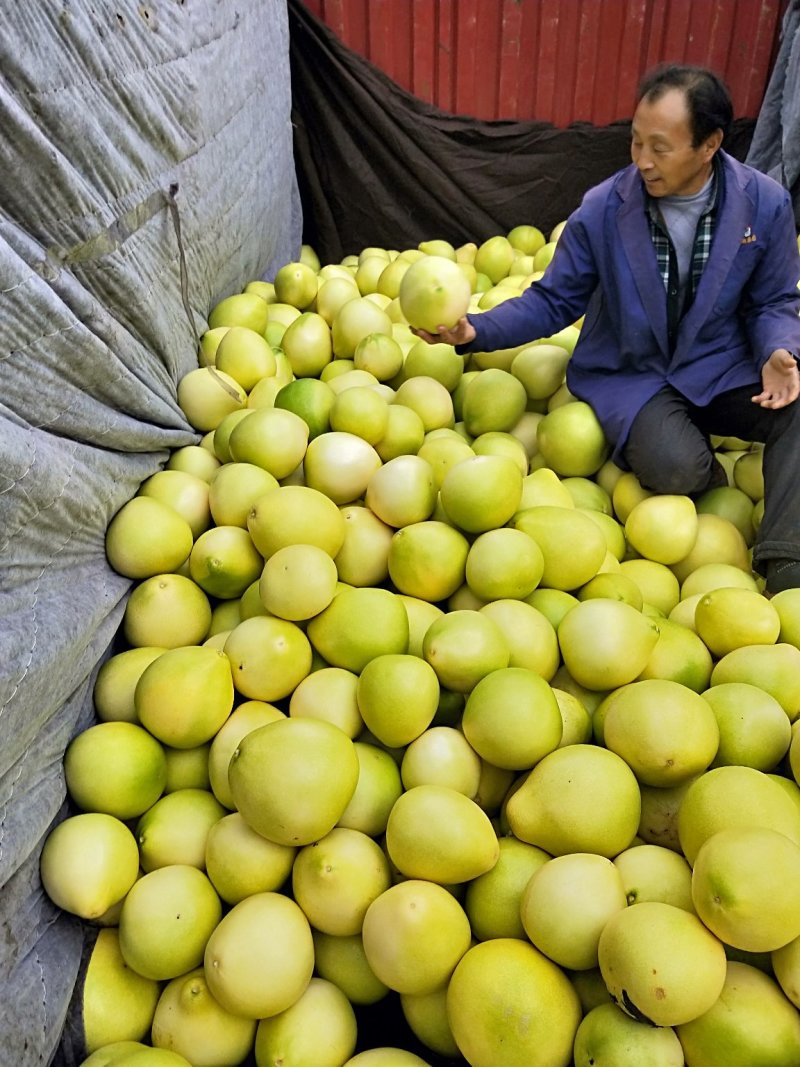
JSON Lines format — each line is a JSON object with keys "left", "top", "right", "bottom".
{"left": 765, "top": 559, "right": 800, "bottom": 595}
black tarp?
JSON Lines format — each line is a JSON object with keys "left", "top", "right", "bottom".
{"left": 288, "top": 0, "right": 757, "bottom": 266}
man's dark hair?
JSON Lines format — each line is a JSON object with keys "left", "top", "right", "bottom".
{"left": 637, "top": 64, "right": 733, "bottom": 146}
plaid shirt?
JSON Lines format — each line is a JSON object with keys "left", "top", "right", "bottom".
{"left": 646, "top": 156, "right": 721, "bottom": 350}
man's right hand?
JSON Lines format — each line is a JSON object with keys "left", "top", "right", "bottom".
{"left": 410, "top": 317, "right": 477, "bottom": 347}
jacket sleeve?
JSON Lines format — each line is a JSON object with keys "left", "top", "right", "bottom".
{"left": 740, "top": 189, "right": 800, "bottom": 369}
{"left": 465, "top": 211, "right": 602, "bottom": 354}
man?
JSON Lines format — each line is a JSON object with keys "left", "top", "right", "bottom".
{"left": 415, "top": 65, "right": 800, "bottom": 594}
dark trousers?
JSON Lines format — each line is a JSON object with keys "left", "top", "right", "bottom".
{"left": 622, "top": 384, "right": 800, "bottom": 575}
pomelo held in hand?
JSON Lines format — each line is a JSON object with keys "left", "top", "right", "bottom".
{"left": 398, "top": 255, "right": 471, "bottom": 332}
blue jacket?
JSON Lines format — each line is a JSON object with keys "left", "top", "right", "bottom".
{"left": 467, "top": 150, "right": 800, "bottom": 463}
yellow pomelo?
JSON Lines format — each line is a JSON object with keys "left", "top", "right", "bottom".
{"left": 207, "top": 463, "right": 278, "bottom": 530}
{"left": 625, "top": 494, "right": 698, "bottom": 564}
{"left": 303, "top": 430, "right": 383, "bottom": 504}
{"left": 399, "top": 725, "right": 481, "bottom": 796}
{"left": 521, "top": 853, "right": 628, "bottom": 970}
{"left": 289, "top": 666, "right": 361, "bottom": 737}
{"left": 636, "top": 617, "right": 714, "bottom": 691}
{"left": 400, "top": 987, "right": 459, "bottom": 1060}
{"left": 599, "top": 901, "right": 726, "bottom": 1027}
{"left": 385, "top": 784, "right": 498, "bottom": 884}
{"left": 316, "top": 277, "right": 359, "bottom": 326}
{"left": 602, "top": 678, "right": 719, "bottom": 786}
{"left": 619, "top": 558, "right": 681, "bottom": 615}
{"left": 212, "top": 408, "right": 255, "bottom": 464}
{"left": 258, "top": 542, "right": 338, "bottom": 621}
{"left": 694, "top": 586, "right": 780, "bottom": 656}
{"left": 361, "top": 879, "right": 472, "bottom": 995}
{"left": 355, "top": 653, "right": 439, "bottom": 748}
{"left": 336, "top": 740, "right": 403, "bottom": 837}
{"left": 461, "top": 368, "right": 528, "bottom": 436}
{"left": 464, "top": 527, "right": 544, "bottom": 601}
{"left": 421, "top": 608, "right": 510, "bottom": 692}
{"left": 710, "top": 643, "right": 800, "bottom": 720}
{"left": 417, "top": 239, "right": 456, "bottom": 259}
{"left": 507, "top": 224, "right": 546, "bottom": 255}
{"left": 637, "top": 777, "right": 696, "bottom": 853}
{"left": 478, "top": 599, "right": 559, "bottom": 679}
{"left": 447, "top": 937, "right": 581, "bottom": 1067}
{"left": 205, "top": 812, "right": 295, "bottom": 905}
{"left": 244, "top": 277, "right": 277, "bottom": 301}
{"left": 332, "top": 297, "right": 393, "bottom": 359}
{"left": 773, "top": 934, "right": 800, "bottom": 1009}
{"left": 82, "top": 928, "right": 161, "bottom": 1054}
{"left": 40, "top": 813, "right": 140, "bottom": 920}
{"left": 312, "top": 931, "right": 389, "bottom": 1007}
{"left": 509, "top": 341, "right": 571, "bottom": 401}
{"left": 345, "top": 1049, "right": 433, "bottom": 1066}
{"left": 167, "top": 444, "right": 221, "bottom": 483}
{"left": 375, "top": 257, "right": 412, "bottom": 300}
{"left": 273, "top": 260, "right": 318, "bottom": 309}
{"left": 253, "top": 977, "right": 357, "bottom": 1067}
{"left": 392, "top": 375, "right": 455, "bottom": 432}
{"left": 228, "top": 406, "right": 309, "bottom": 479}
{"left": 439, "top": 454, "right": 522, "bottom": 533}
{"left": 677, "top": 765, "right": 800, "bottom": 865}
{"left": 162, "top": 744, "right": 211, "bottom": 793}
{"left": 247, "top": 483, "right": 346, "bottom": 559}
{"left": 536, "top": 402, "right": 608, "bottom": 476}
{"left": 135, "top": 787, "right": 225, "bottom": 872}
{"left": 611, "top": 471, "right": 652, "bottom": 523}
{"left": 357, "top": 256, "right": 392, "bottom": 295}
{"left": 398, "top": 255, "right": 471, "bottom": 332}
{"left": 64, "top": 722, "right": 167, "bottom": 819}
{"left": 229, "top": 717, "right": 359, "bottom": 846}
{"left": 415, "top": 432, "right": 474, "bottom": 490}
{"left": 80, "top": 1040, "right": 152, "bottom": 1066}
{"left": 94, "top": 647, "right": 166, "bottom": 723}
{"left": 326, "top": 367, "right": 381, "bottom": 395}
{"left": 374, "top": 399, "right": 427, "bottom": 462}
{"left": 307, "top": 586, "right": 409, "bottom": 672}
{"left": 553, "top": 687, "right": 593, "bottom": 745}
{"left": 462, "top": 667, "right": 562, "bottom": 770}
{"left": 474, "top": 235, "right": 516, "bottom": 283}
{"left": 119, "top": 865, "right": 221, "bottom": 981}
{"left": 464, "top": 837, "right": 550, "bottom": 941}
{"left": 353, "top": 331, "right": 405, "bottom": 382}
{"left": 122, "top": 573, "right": 211, "bottom": 649}
{"left": 135, "top": 645, "right": 233, "bottom": 748}
{"left": 151, "top": 967, "right": 256, "bottom": 1067}
{"left": 223, "top": 614, "right": 312, "bottom": 700}
{"left": 518, "top": 467, "right": 575, "bottom": 510}
{"left": 177, "top": 367, "right": 247, "bottom": 432}
{"left": 512, "top": 506, "right": 607, "bottom": 591}
{"left": 188, "top": 525, "right": 263, "bottom": 600}
{"left": 403, "top": 339, "right": 464, "bottom": 392}
{"left": 138, "top": 470, "right": 211, "bottom": 539}
{"left": 557, "top": 599, "right": 660, "bottom": 690}
{"left": 733, "top": 448, "right": 764, "bottom": 501}
{"left": 613, "top": 843, "right": 694, "bottom": 911}
{"left": 697, "top": 484, "right": 756, "bottom": 546}
{"left": 534, "top": 241, "right": 558, "bottom": 271}
{"left": 767, "top": 588, "right": 800, "bottom": 650}
{"left": 207, "top": 700, "right": 285, "bottom": 808}
{"left": 280, "top": 310, "right": 333, "bottom": 377}
{"left": 692, "top": 826, "right": 800, "bottom": 952}
{"left": 334, "top": 505, "right": 393, "bottom": 587}
{"left": 245, "top": 373, "right": 284, "bottom": 409}
{"left": 676, "top": 960, "right": 800, "bottom": 1067}
{"left": 292, "top": 827, "right": 391, "bottom": 936}
{"left": 208, "top": 292, "right": 270, "bottom": 333}
{"left": 106, "top": 497, "right": 193, "bottom": 580}
{"left": 574, "top": 1001, "right": 685, "bottom": 1067}
{"left": 197, "top": 326, "right": 231, "bottom": 367}
{"left": 214, "top": 326, "right": 277, "bottom": 392}
{"left": 364, "top": 455, "right": 437, "bottom": 530}
{"left": 329, "top": 385, "right": 389, "bottom": 444}
{"left": 203, "top": 891, "right": 314, "bottom": 1019}
{"left": 670, "top": 512, "right": 751, "bottom": 584}
{"left": 506, "top": 744, "right": 641, "bottom": 857}
{"left": 703, "top": 682, "right": 791, "bottom": 770}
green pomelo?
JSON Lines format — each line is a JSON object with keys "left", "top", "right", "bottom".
{"left": 573, "top": 1002, "right": 684, "bottom": 1067}
{"left": 307, "top": 586, "right": 409, "bottom": 672}
{"left": 512, "top": 506, "right": 607, "bottom": 591}
{"left": 64, "top": 721, "right": 167, "bottom": 820}
{"left": 462, "top": 666, "right": 562, "bottom": 770}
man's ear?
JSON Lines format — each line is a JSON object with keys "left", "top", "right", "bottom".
{"left": 704, "top": 129, "right": 724, "bottom": 159}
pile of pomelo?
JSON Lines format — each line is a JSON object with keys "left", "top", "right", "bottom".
{"left": 44, "top": 226, "right": 800, "bottom": 1067}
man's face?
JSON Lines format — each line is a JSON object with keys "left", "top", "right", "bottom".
{"left": 631, "top": 87, "right": 720, "bottom": 197}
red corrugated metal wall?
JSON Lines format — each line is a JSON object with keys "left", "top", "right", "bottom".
{"left": 301, "top": 0, "right": 785, "bottom": 125}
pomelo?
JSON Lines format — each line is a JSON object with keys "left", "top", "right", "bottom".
{"left": 312, "top": 930, "right": 390, "bottom": 1007}
{"left": 135, "top": 787, "right": 225, "bottom": 872}
{"left": 208, "top": 292, "right": 270, "bottom": 333}
{"left": 259, "top": 542, "right": 338, "bottom": 621}
{"left": 135, "top": 645, "right": 234, "bottom": 748}
{"left": 207, "top": 699, "right": 285, "bottom": 808}
{"left": 334, "top": 505, "right": 393, "bottom": 587}
{"left": 82, "top": 928, "right": 161, "bottom": 1054}
{"left": 336, "top": 741, "right": 404, "bottom": 838}
{"left": 177, "top": 367, "right": 247, "bottom": 433}
{"left": 703, "top": 682, "right": 791, "bottom": 771}
{"left": 694, "top": 586, "right": 780, "bottom": 656}
{"left": 247, "top": 483, "right": 346, "bottom": 560}
{"left": 289, "top": 666, "right": 362, "bottom": 737}
{"left": 536, "top": 401, "right": 608, "bottom": 476}
{"left": 356, "top": 653, "right": 440, "bottom": 748}
{"left": 223, "top": 615, "right": 312, "bottom": 701}
{"left": 512, "top": 506, "right": 607, "bottom": 591}
{"left": 64, "top": 721, "right": 167, "bottom": 820}
{"left": 106, "top": 497, "right": 193, "bottom": 580}
{"left": 93, "top": 647, "right": 166, "bottom": 724}
{"left": 307, "top": 586, "right": 409, "bottom": 672}
{"left": 613, "top": 843, "right": 694, "bottom": 911}
{"left": 573, "top": 1002, "right": 684, "bottom": 1067}
{"left": 189, "top": 525, "right": 264, "bottom": 600}
{"left": 303, "top": 430, "right": 383, "bottom": 505}
{"left": 228, "top": 406, "right": 309, "bottom": 480}
{"left": 461, "top": 368, "right": 528, "bottom": 436}
{"left": 465, "top": 527, "right": 544, "bottom": 601}
{"left": 122, "top": 574, "right": 211, "bottom": 650}
{"left": 557, "top": 599, "right": 660, "bottom": 691}
{"left": 710, "top": 643, "right": 800, "bottom": 721}
{"left": 399, "top": 725, "right": 481, "bottom": 796}
{"left": 400, "top": 987, "right": 459, "bottom": 1060}
{"left": 253, "top": 977, "right": 358, "bottom": 1067}
{"left": 464, "top": 836, "right": 550, "bottom": 942}
{"left": 204, "top": 812, "right": 295, "bottom": 905}
{"left": 214, "top": 326, "right": 277, "bottom": 391}
{"left": 421, "top": 608, "right": 510, "bottom": 693}
{"left": 365, "top": 454, "right": 437, "bottom": 528}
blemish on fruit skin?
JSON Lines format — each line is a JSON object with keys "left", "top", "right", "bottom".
{"left": 655, "top": 987, "right": 666, "bottom": 999}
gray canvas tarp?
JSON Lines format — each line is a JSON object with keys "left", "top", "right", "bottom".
{"left": 0, "top": 3, "right": 300, "bottom": 1064}
{"left": 746, "top": 0, "right": 800, "bottom": 226}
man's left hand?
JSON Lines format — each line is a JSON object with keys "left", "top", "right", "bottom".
{"left": 752, "top": 349, "right": 800, "bottom": 409}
